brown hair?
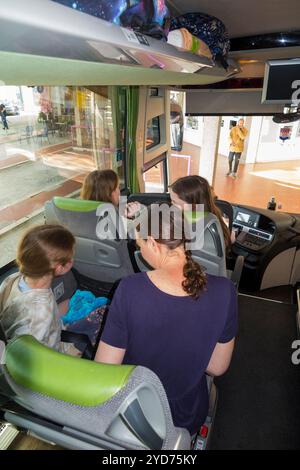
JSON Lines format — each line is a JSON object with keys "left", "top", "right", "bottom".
{"left": 80, "top": 170, "right": 119, "bottom": 203}
{"left": 17, "top": 225, "right": 75, "bottom": 279}
{"left": 170, "top": 175, "right": 231, "bottom": 249}
{"left": 137, "top": 204, "right": 206, "bottom": 299}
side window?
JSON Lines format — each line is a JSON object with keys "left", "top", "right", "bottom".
{"left": 0, "top": 85, "right": 127, "bottom": 269}
{"left": 146, "top": 116, "right": 160, "bottom": 150}
{"left": 143, "top": 158, "right": 167, "bottom": 193}
{"left": 170, "top": 101, "right": 183, "bottom": 152}
{"left": 169, "top": 90, "right": 202, "bottom": 185}
{"left": 136, "top": 87, "right": 169, "bottom": 193}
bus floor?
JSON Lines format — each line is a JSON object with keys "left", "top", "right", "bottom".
{"left": 239, "top": 284, "right": 297, "bottom": 304}
{"left": 210, "top": 294, "right": 300, "bottom": 450}
{"left": 8, "top": 433, "right": 63, "bottom": 450}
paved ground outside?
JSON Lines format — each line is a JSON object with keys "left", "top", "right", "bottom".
{"left": 0, "top": 113, "right": 95, "bottom": 267}
{"left": 0, "top": 212, "right": 45, "bottom": 268}
{"left": 172, "top": 141, "right": 300, "bottom": 214}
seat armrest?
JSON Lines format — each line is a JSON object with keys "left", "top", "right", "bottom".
{"left": 60, "top": 330, "right": 95, "bottom": 360}
{"left": 230, "top": 255, "right": 244, "bottom": 288}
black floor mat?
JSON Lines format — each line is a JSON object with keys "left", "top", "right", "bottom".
{"left": 210, "top": 294, "right": 300, "bottom": 450}
{"left": 239, "top": 285, "right": 295, "bottom": 304}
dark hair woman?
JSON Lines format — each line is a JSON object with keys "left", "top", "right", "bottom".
{"left": 169, "top": 175, "right": 232, "bottom": 249}
{"left": 95, "top": 204, "right": 237, "bottom": 436}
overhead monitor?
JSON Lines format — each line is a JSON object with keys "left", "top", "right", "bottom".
{"left": 262, "top": 59, "right": 300, "bottom": 104}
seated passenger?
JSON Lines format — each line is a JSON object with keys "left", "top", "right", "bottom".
{"left": 0, "top": 225, "right": 75, "bottom": 352}
{"left": 169, "top": 175, "right": 233, "bottom": 248}
{"left": 81, "top": 169, "right": 140, "bottom": 219}
{"left": 95, "top": 205, "right": 237, "bottom": 436}
{"left": 81, "top": 169, "right": 120, "bottom": 206}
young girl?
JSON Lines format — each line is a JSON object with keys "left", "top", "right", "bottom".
{"left": 0, "top": 224, "right": 75, "bottom": 352}
{"left": 81, "top": 169, "right": 140, "bottom": 218}
{"left": 169, "top": 175, "right": 233, "bottom": 248}
{"left": 80, "top": 169, "right": 120, "bottom": 206}
{"left": 95, "top": 205, "right": 237, "bottom": 436}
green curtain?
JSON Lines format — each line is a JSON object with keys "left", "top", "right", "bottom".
{"left": 110, "top": 86, "right": 126, "bottom": 187}
{"left": 126, "top": 86, "right": 140, "bottom": 193}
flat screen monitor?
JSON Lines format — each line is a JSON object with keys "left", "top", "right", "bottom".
{"left": 236, "top": 212, "right": 250, "bottom": 224}
{"left": 262, "top": 59, "right": 300, "bottom": 104}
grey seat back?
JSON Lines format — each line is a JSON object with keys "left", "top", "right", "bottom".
{"left": 189, "top": 212, "right": 227, "bottom": 278}
{"left": 215, "top": 199, "right": 234, "bottom": 232}
{"left": 192, "top": 213, "right": 244, "bottom": 286}
{"left": 134, "top": 212, "right": 227, "bottom": 278}
{"left": 209, "top": 202, "right": 245, "bottom": 286}
{"left": 45, "top": 197, "right": 134, "bottom": 283}
{"left": 1, "top": 336, "right": 191, "bottom": 450}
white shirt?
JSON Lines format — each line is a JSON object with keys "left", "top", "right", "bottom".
{"left": 0, "top": 272, "right": 64, "bottom": 351}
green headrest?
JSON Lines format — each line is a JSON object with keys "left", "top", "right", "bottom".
{"left": 53, "top": 197, "right": 103, "bottom": 212}
{"left": 184, "top": 210, "right": 209, "bottom": 223}
{"left": 5, "top": 336, "right": 135, "bottom": 407}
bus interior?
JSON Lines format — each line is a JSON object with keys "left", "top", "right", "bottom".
{"left": 0, "top": 0, "right": 300, "bottom": 451}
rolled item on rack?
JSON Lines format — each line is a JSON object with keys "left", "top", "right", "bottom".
{"left": 167, "top": 28, "right": 212, "bottom": 59}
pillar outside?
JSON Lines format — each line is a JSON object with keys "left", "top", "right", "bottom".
{"left": 242, "top": 116, "right": 263, "bottom": 164}
{"left": 73, "top": 88, "right": 82, "bottom": 148}
{"left": 200, "top": 116, "right": 222, "bottom": 185}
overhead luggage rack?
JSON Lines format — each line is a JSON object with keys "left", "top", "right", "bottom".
{"left": 0, "top": 0, "right": 239, "bottom": 85}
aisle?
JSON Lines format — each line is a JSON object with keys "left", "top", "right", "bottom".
{"left": 210, "top": 294, "right": 300, "bottom": 449}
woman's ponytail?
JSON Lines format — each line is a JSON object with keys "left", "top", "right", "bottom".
{"left": 182, "top": 249, "right": 206, "bottom": 299}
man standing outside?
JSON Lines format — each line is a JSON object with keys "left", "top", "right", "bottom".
{"left": 0, "top": 104, "right": 9, "bottom": 131}
{"left": 227, "top": 118, "right": 248, "bottom": 179}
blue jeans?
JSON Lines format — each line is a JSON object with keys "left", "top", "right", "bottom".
{"left": 228, "top": 151, "right": 241, "bottom": 174}
{"left": 1, "top": 116, "right": 8, "bottom": 130}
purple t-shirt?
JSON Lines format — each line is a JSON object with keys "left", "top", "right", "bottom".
{"left": 101, "top": 272, "right": 238, "bottom": 434}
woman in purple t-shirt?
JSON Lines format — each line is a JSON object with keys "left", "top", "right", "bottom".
{"left": 95, "top": 205, "right": 238, "bottom": 435}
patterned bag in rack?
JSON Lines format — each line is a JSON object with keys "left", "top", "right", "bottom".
{"left": 170, "top": 12, "right": 230, "bottom": 68}
{"left": 53, "top": 1, "right": 170, "bottom": 40}
{"left": 119, "top": 0, "right": 171, "bottom": 40}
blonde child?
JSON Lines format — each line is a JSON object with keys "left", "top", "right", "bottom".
{"left": 0, "top": 224, "right": 75, "bottom": 352}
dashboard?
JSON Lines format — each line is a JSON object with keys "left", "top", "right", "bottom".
{"left": 232, "top": 206, "right": 275, "bottom": 251}
{"left": 220, "top": 202, "right": 300, "bottom": 291}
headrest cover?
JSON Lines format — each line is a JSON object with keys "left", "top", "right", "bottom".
{"left": 6, "top": 336, "right": 135, "bottom": 406}
{"left": 53, "top": 197, "right": 102, "bottom": 212}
